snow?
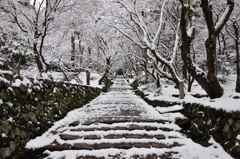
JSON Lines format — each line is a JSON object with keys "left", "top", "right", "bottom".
{"left": 1, "top": 133, "right": 7, "bottom": 138}
{"left": 155, "top": 105, "right": 183, "bottom": 113}
{"left": 0, "top": 70, "right": 12, "bottom": 75}
{"left": 78, "top": 71, "right": 102, "bottom": 88}
{"left": 7, "top": 117, "right": 14, "bottom": 122}
{"left": 144, "top": 75, "right": 240, "bottom": 112}
{"left": 237, "top": 135, "right": 240, "bottom": 140}
{"left": 172, "top": 137, "right": 232, "bottom": 159}
{"left": 12, "top": 79, "right": 22, "bottom": 87}
{"left": 0, "top": 76, "right": 10, "bottom": 84}
{"left": 26, "top": 76, "right": 233, "bottom": 159}
{"left": 215, "top": 3, "right": 233, "bottom": 31}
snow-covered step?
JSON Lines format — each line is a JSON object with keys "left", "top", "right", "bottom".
{"left": 62, "top": 129, "right": 183, "bottom": 138}
{"left": 82, "top": 119, "right": 168, "bottom": 125}
{"left": 27, "top": 76, "right": 232, "bottom": 159}
{"left": 43, "top": 148, "right": 178, "bottom": 159}
{"left": 155, "top": 105, "right": 183, "bottom": 114}
{"left": 69, "top": 122, "right": 180, "bottom": 129}
{"left": 59, "top": 133, "right": 180, "bottom": 141}
{"left": 68, "top": 123, "right": 180, "bottom": 132}
{"left": 43, "top": 138, "right": 183, "bottom": 151}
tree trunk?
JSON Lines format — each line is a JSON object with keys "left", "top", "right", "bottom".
{"left": 16, "top": 56, "right": 22, "bottom": 75}
{"left": 33, "top": 43, "right": 44, "bottom": 73}
{"left": 179, "top": 0, "right": 233, "bottom": 98}
{"left": 187, "top": 75, "right": 194, "bottom": 92}
{"left": 98, "top": 58, "right": 111, "bottom": 85}
{"left": 179, "top": 1, "right": 215, "bottom": 98}
{"left": 143, "top": 48, "right": 148, "bottom": 84}
{"left": 71, "top": 34, "right": 76, "bottom": 68}
{"left": 233, "top": 21, "right": 240, "bottom": 92}
{"left": 77, "top": 34, "right": 83, "bottom": 66}
{"left": 88, "top": 47, "right": 92, "bottom": 67}
{"left": 156, "top": 76, "right": 161, "bottom": 88}
{"left": 205, "top": 37, "right": 223, "bottom": 97}
{"left": 200, "top": 0, "right": 234, "bottom": 98}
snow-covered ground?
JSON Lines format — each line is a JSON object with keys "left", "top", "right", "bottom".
{"left": 21, "top": 69, "right": 103, "bottom": 88}
{"left": 141, "top": 75, "right": 240, "bottom": 112}
{"left": 26, "top": 76, "right": 233, "bottom": 159}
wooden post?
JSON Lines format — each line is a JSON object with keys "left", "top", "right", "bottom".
{"left": 86, "top": 70, "right": 90, "bottom": 85}
{"left": 179, "top": 81, "right": 185, "bottom": 99}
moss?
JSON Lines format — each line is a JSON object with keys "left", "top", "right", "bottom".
{"left": 0, "top": 76, "right": 102, "bottom": 158}
{"left": 130, "top": 80, "right": 139, "bottom": 90}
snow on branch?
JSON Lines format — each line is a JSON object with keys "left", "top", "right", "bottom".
{"left": 215, "top": 0, "right": 234, "bottom": 35}
{"left": 170, "top": 21, "right": 180, "bottom": 64}
{"left": 104, "top": 21, "right": 146, "bottom": 49}
{"left": 152, "top": 0, "right": 166, "bottom": 44}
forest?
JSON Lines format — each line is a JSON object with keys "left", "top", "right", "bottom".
{"left": 0, "top": 0, "right": 239, "bottom": 99}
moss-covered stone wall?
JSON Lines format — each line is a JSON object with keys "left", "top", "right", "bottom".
{"left": 134, "top": 89, "right": 240, "bottom": 158}
{"left": 182, "top": 102, "right": 240, "bottom": 159}
{"left": 0, "top": 72, "right": 101, "bottom": 159}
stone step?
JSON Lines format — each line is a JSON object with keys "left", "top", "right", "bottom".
{"left": 59, "top": 133, "right": 167, "bottom": 140}
{"left": 69, "top": 124, "right": 176, "bottom": 133}
{"left": 45, "top": 140, "right": 182, "bottom": 151}
{"left": 67, "top": 122, "right": 179, "bottom": 132}
{"left": 82, "top": 119, "right": 169, "bottom": 125}
{"left": 70, "top": 126, "right": 174, "bottom": 132}
{"left": 45, "top": 151, "right": 178, "bottom": 159}
{"left": 73, "top": 152, "right": 178, "bottom": 159}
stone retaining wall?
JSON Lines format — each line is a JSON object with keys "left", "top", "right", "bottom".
{"left": 182, "top": 102, "right": 240, "bottom": 159}
{"left": 135, "top": 89, "right": 240, "bottom": 158}
{"left": 0, "top": 72, "right": 101, "bottom": 159}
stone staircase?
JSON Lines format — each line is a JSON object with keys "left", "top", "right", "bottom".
{"left": 26, "top": 76, "right": 229, "bottom": 159}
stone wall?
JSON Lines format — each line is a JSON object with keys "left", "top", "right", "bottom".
{"left": 182, "top": 102, "right": 240, "bottom": 159}
{"left": 134, "top": 89, "right": 240, "bottom": 158}
{"left": 0, "top": 72, "right": 101, "bottom": 159}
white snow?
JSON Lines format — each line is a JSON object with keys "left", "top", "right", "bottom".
{"left": 237, "top": 135, "right": 240, "bottom": 140}
{"left": 25, "top": 76, "right": 233, "bottom": 159}
{"left": 0, "top": 76, "right": 10, "bottom": 84}
{"left": 12, "top": 79, "right": 22, "bottom": 87}
{"left": 7, "top": 117, "right": 14, "bottom": 122}
{"left": 144, "top": 75, "right": 240, "bottom": 112}
{"left": 1, "top": 133, "right": 7, "bottom": 138}
{"left": 78, "top": 71, "right": 102, "bottom": 88}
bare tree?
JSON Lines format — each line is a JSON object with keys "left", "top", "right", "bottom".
{"left": 226, "top": 2, "right": 240, "bottom": 92}
{"left": 1, "top": 0, "right": 75, "bottom": 73}
{"left": 179, "top": 0, "right": 234, "bottom": 98}
{"left": 107, "top": 0, "right": 183, "bottom": 89}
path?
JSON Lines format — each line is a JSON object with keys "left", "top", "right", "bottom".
{"left": 26, "top": 76, "right": 232, "bottom": 159}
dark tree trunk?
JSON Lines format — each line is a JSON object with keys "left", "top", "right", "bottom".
{"left": 182, "top": 64, "right": 187, "bottom": 80}
{"left": 179, "top": 2, "right": 213, "bottom": 97}
{"left": 143, "top": 48, "right": 148, "bottom": 84}
{"left": 187, "top": 75, "right": 194, "bottom": 92}
{"left": 205, "top": 37, "right": 223, "bottom": 98}
{"left": 201, "top": 0, "right": 227, "bottom": 98}
{"left": 156, "top": 76, "right": 161, "bottom": 88}
{"left": 33, "top": 43, "right": 44, "bottom": 73}
{"left": 98, "top": 58, "right": 110, "bottom": 85}
{"left": 202, "top": 0, "right": 234, "bottom": 96}
{"left": 233, "top": 21, "right": 240, "bottom": 92}
{"left": 179, "top": 0, "right": 234, "bottom": 98}
{"left": 88, "top": 47, "right": 92, "bottom": 66}
{"left": 86, "top": 70, "right": 90, "bottom": 85}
